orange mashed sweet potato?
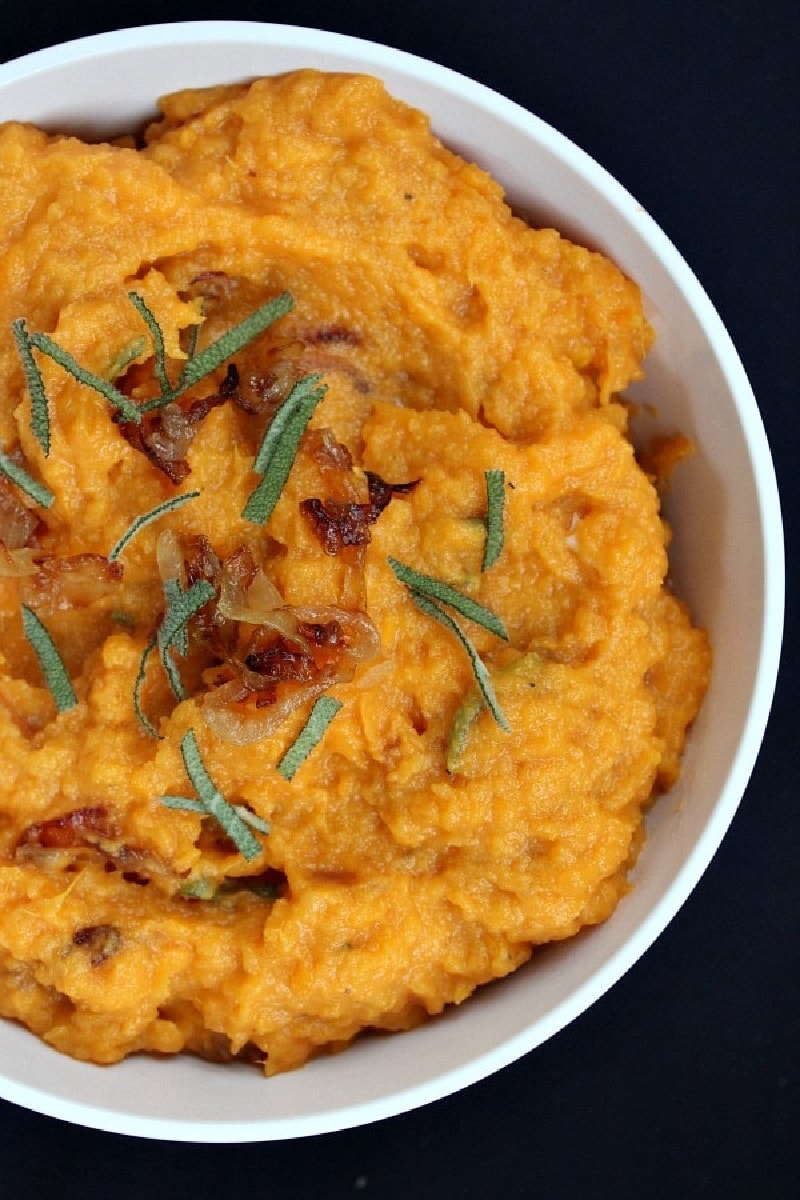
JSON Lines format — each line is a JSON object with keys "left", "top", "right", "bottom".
{"left": 0, "top": 71, "right": 710, "bottom": 1074}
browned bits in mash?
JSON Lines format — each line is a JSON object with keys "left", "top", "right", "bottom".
{"left": 243, "top": 621, "right": 345, "bottom": 692}
{"left": 21, "top": 554, "right": 123, "bottom": 613}
{"left": 245, "top": 638, "right": 316, "bottom": 682}
{"left": 115, "top": 395, "right": 226, "bottom": 483}
{"left": 72, "top": 924, "right": 123, "bottom": 967}
{"left": 17, "top": 807, "right": 118, "bottom": 851}
{"left": 302, "top": 325, "right": 362, "bottom": 347}
{"left": 15, "top": 808, "right": 170, "bottom": 890}
{"left": 0, "top": 473, "right": 40, "bottom": 550}
{"left": 301, "top": 473, "right": 420, "bottom": 555}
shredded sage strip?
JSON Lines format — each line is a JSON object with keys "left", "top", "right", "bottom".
{"left": 242, "top": 373, "right": 328, "bottom": 526}
{"left": 11, "top": 320, "right": 51, "bottom": 456}
{"left": 133, "top": 577, "right": 216, "bottom": 732}
{"left": 22, "top": 327, "right": 143, "bottom": 424}
{"left": 387, "top": 558, "right": 509, "bottom": 642}
{"left": 161, "top": 577, "right": 188, "bottom": 659}
{"left": 161, "top": 795, "right": 270, "bottom": 834}
{"left": 178, "top": 877, "right": 217, "bottom": 900}
{"left": 11, "top": 290, "right": 295, "bottom": 440}
{"left": 133, "top": 636, "right": 161, "bottom": 739}
{"left": 184, "top": 322, "right": 200, "bottom": 361}
{"left": 407, "top": 590, "right": 509, "bottom": 732}
{"left": 104, "top": 335, "right": 146, "bottom": 382}
{"left": 445, "top": 689, "right": 484, "bottom": 773}
{"left": 139, "top": 290, "right": 296, "bottom": 413}
{"left": 445, "top": 654, "right": 540, "bottom": 771}
{"left": 388, "top": 558, "right": 509, "bottom": 731}
{"left": 160, "top": 729, "right": 264, "bottom": 861}
{"left": 482, "top": 469, "right": 506, "bottom": 571}
{"left": 232, "top": 805, "right": 271, "bottom": 834}
{"left": 157, "top": 578, "right": 216, "bottom": 700}
{"left": 0, "top": 446, "right": 54, "bottom": 509}
{"left": 175, "top": 291, "right": 294, "bottom": 397}
{"left": 127, "top": 292, "right": 171, "bottom": 397}
{"left": 277, "top": 695, "right": 343, "bottom": 780}
{"left": 108, "top": 490, "right": 200, "bottom": 562}
{"left": 21, "top": 604, "right": 77, "bottom": 712}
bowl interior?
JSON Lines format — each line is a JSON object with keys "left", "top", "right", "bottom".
{"left": 0, "top": 22, "right": 784, "bottom": 1141}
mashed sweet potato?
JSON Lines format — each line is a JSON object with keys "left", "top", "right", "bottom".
{"left": 0, "top": 71, "right": 709, "bottom": 1073}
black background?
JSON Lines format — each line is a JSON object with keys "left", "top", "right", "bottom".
{"left": 0, "top": 3, "right": 797, "bottom": 1197}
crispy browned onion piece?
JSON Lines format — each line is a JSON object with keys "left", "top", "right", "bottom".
{"left": 202, "top": 604, "right": 380, "bottom": 746}
{"left": 154, "top": 533, "right": 381, "bottom": 745}
{"left": 301, "top": 471, "right": 420, "bottom": 555}
{"left": 0, "top": 475, "right": 40, "bottom": 552}
{"left": 115, "top": 387, "right": 230, "bottom": 483}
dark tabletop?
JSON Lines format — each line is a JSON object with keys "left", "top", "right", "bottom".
{"left": 0, "top": 3, "right": 797, "bottom": 1197}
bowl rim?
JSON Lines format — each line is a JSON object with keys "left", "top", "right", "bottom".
{"left": 0, "top": 19, "right": 786, "bottom": 1142}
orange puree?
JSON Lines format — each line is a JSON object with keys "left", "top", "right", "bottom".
{"left": 0, "top": 72, "right": 709, "bottom": 1073}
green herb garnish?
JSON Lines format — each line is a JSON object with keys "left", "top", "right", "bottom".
{"left": 104, "top": 335, "right": 146, "bottom": 382}
{"left": 445, "top": 690, "right": 483, "bottom": 773}
{"left": 388, "top": 558, "right": 509, "bottom": 732}
{"left": 11, "top": 320, "right": 51, "bottom": 456}
{"left": 21, "top": 604, "right": 77, "bottom": 712}
{"left": 132, "top": 577, "right": 215, "bottom": 732}
{"left": 126, "top": 292, "right": 171, "bottom": 397}
{"left": 242, "top": 373, "right": 328, "bottom": 526}
{"left": 157, "top": 578, "right": 215, "bottom": 700}
{"left": 387, "top": 558, "right": 509, "bottom": 641}
{"left": 11, "top": 289, "right": 295, "bottom": 434}
{"left": 0, "top": 446, "right": 54, "bottom": 509}
{"left": 482, "top": 469, "right": 506, "bottom": 571}
{"left": 162, "top": 797, "right": 270, "bottom": 834}
{"left": 445, "top": 653, "right": 539, "bottom": 771}
{"left": 277, "top": 695, "right": 343, "bottom": 780}
{"left": 177, "top": 877, "right": 217, "bottom": 900}
{"left": 161, "top": 729, "right": 264, "bottom": 861}
{"left": 14, "top": 320, "right": 142, "bottom": 425}
{"left": 233, "top": 806, "right": 272, "bottom": 835}
{"left": 168, "top": 291, "right": 294, "bottom": 402}
{"left": 108, "top": 490, "right": 200, "bottom": 562}
{"left": 178, "top": 870, "right": 280, "bottom": 902}
{"left": 184, "top": 321, "right": 200, "bottom": 361}
{"left": 161, "top": 577, "right": 188, "bottom": 658}
{"left": 133, "top": 636, "right": 161, "bottom": 739}
{"left": 408, "top": 589, "right": 509, "bottom": 732}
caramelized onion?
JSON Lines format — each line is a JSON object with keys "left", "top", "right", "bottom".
{"left": 0, "top": 544, "right": 38, "bottom": 578}
{"left": 202, "top": 604, "right": 380, "bottom": 744}
{"left": 156, "top": 528, "right": 185, "bottom": 588}
{"left": 202, "top": 679, "right": 330, "bottom": 745}
{"left": 304, "top": 428, "right": 354, "bottom": 475}
{"left": 154, "top": 533, "right": 381, "bottom": 744}
{"left": 232, "top": 358, "right": 304, "bottom": 417}
{"left": 183, "top": 534, "right": 222, "bottom": 591}
{"left": 20, "top": 554, "right": 123, "bottom": 612}
{"left": 116, "top": 390, "right": 227, "bottom": 483}
{"left": 0, "top": 477, "right": 39, "bottom": 551}
{"left": 17, "top": 806, "right": 119, "bottom": 850}
{"left": 116, "top": 409, "right": 191, "bottom": 484}
{"left": 246, "top": 569, "right": 285, "bottom": 616}
{"left": 301, "top": 472, "right": 420, "bottom": 556}
{"left": 218, "top": 547, "right": 262, "bottom": 621}
{"left": 291, "top": 607, "right": 381, "bottom": 667}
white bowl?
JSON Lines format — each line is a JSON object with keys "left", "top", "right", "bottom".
{"left": 0, "top": 21, "right": 784, "bottom": 1142}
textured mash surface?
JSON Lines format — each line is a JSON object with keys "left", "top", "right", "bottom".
{"left": 0, "top": 72, "right": 709, "bottom": 1073}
